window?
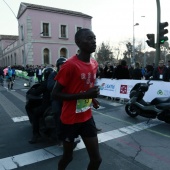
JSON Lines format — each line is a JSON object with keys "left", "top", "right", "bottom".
{"left": 43, "top": 48, "right": 50, "bottom": 64}
{"left": 60, "top": 48, "right": 67, "bottom": 58}
{"left": 60, "top": 25, "right": 67, "bottom": 38}
{"left": 20, "top": 25, "right": 24, "bottom": 41}
{"left": 43, "top": 23, "right": 49, "bottom": 36}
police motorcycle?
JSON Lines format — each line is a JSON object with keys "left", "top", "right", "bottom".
{"left": 125, "top": 77, "right": 170, "bottom": 123}
{"left": 25, "top": 68, "right": 58, "bottom": 142}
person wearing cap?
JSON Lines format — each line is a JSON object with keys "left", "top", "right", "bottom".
{"left": 153, "top": 60, "right": 169, "bottom": 81}
{"left": 47, "top": 57, "right": 67, "bottom": 145}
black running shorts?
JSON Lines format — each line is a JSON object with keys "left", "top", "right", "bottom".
{"left": 60, "top": 117, "right": 97, "bottom": 142}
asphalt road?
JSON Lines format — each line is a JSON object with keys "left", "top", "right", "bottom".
{"left": 0, "top": 77, "right": 170, "bottom": 170}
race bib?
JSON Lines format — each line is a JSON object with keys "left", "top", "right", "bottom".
{"left": 76, "top": 99, "right": 92, "bottom": 113}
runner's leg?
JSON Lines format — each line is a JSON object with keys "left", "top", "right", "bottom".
{"left": 58, "top": 141, "right": 74, "bottom": 170}
{"left": 82, "top": 136, "right": 102, "bottom": 170}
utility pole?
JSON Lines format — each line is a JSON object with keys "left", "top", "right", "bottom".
{"left": 155, "top": 0, "right": 161, "bottom": 66}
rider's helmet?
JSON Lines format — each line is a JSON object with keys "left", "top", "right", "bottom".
{"left": 56, "top": 57, "right": 67, "bottom": 71}
{"left": 43, "top": 67, "right": 54, "bottom": 80}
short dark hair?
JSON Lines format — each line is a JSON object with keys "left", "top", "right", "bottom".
{"left": 121, "top": 60, "right": 126, "bottom": 66}
{"left": 75, "top": 28, "right": 91, "bottom": 46}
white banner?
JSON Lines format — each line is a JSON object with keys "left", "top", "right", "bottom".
{"left": 96, "top": 78, "right": 170, "bottom": 102}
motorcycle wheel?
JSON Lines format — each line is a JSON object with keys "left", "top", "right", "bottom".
{"left": 125, "top": 104, "right": 138, "bottom": 118}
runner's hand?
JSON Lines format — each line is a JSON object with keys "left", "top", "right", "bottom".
{"left": 85, "top": 86, "right": 100, "bottom": 98}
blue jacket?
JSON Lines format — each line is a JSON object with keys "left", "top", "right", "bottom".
{"left": 47, "top": 71, "right": 57, "bottom": 92}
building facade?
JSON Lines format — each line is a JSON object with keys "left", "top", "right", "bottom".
{"left": 0, "top": 2, "right": 92, "bottom": 67}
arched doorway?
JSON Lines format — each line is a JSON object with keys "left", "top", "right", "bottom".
{"left": 43, "top": 48, "right": 50, "bottom": 64}
{"left": 60, "top": 48, "right": 67, "bottom": 58}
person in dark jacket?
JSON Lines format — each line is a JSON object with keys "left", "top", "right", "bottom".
{"left": 47, "top": 57, "right": 67, "bottom": 144}
{"left": 26, "top": 66, "right": 35, "bottom": 87}
{"left": 103, "top": 62, "right": 114, "bottom": 79}
{"left": 114, "top": 60, "right": 130, "bottom": 79}
{"left": 153, "top": 60, "right": 169, "bottom": 81}
{"left": 132, "top": 62, "right": 143, "bottom": 80}
{"left": 27, "top": 67, "right": 54, "bottom": 144}
{"left": 36, "top": 66, "right": 43, "bottom": 83}
{"left": 144, "top": 65, "right": 154, "bottom": 80}
{"left": 167, "top": 60, "right": 170, "bottom": 81}
{"left": 128, "top": 64, "right": 134, "bottom": 79}
{"left": 47, "top": 57, "right": 67, "bottom": 91}
{"left": 96, "top": 64, "right": 105, "bottom": 79}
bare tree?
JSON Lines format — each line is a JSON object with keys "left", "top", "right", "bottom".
{"left": 95, "top": 42, "right": 114, "bottom": 64}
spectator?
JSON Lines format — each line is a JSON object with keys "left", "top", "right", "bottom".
{"left": 96, "top": 64, "right": 105, "bottom": 78}
{"left": 144, "top": 65, "right": 154, "bottom": 80}
{"left": 27, "top": 65, "right": 35, "bottom": 87}
{"left": 128, "top": 64, "right": 134, "bottom": 79}
{"left": 132, "top": 62, "right": 143, "bottom": 80}
{"left": 104, "top": 62, "right": 114, "bottom": 79}
{"left": 36, "top": 66, "right": 43, "bottom": 83}
{"left": 153, "top": 60, "right": 169, "bottom": 81}
{"left": 141, "top": 66, "right": 146, "bottom": 77}
{"left": 167, "top": 60, "right": 170, "bottom": 81}
{"left": 114, "top": 60, "right": 130, "bottom": 79}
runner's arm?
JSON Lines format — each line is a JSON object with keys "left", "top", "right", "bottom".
{"left": 52, "top": 81, "right": 100, "bottom": 101}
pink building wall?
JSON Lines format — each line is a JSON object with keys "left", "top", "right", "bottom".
{"left": 18, "top": 3, "right": 92, "bottom": 66}
{"left": 0, "top": 3, "right": 92, "bottom": 67}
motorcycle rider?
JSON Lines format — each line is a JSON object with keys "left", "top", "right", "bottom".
{"left": 27, "top": 67, "right": 54, "bottom": 144}
{"left": 47, "top": 57, "right": 67, "bottom": 91}
{"left": 47, "top": 57, "right": 67, "bottom": 144}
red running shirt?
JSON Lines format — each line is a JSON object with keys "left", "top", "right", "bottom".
{"left": 54, "top": 55, "right": 98, "bottom": 124}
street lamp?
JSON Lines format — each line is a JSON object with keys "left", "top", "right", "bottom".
{"left": 141, "top": 16, "right": 147, "bottom": 66}
{"left": 132, "top": 23, "right": 139, "bottom": 64}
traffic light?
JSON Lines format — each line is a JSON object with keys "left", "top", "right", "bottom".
{"left": 159, "top": 22, "right": 168, "bottom": 44}
{"left": 146, "top": 34, "right": 155, "bottom": 48}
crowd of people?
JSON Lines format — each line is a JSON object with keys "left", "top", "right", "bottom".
{"left": 97, "top": 59, "right": 170, "bottom": 82}
{"left": 0, "top": 64, "right": 55, "bottom": 89}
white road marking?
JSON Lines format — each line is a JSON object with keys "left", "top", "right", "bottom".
{"left": 21, "top": 89, "right": 28, "bottom": 91}
{"left": 0, "top": 93, "right": 26, "bottom": 118}
{"left": 12, "top": 116, "right": 29, "bottom": 122}
{"left": 8, "top": 91, "right": 26, "bottom": 102}
{"left": 0, "top": 119, "right": 163, "bottom": 170}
